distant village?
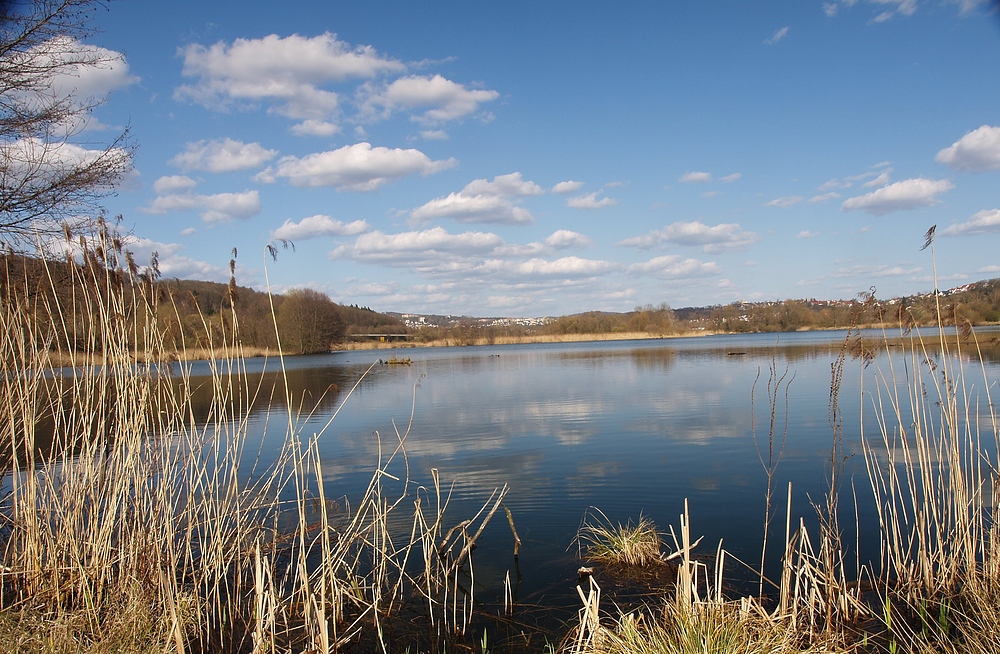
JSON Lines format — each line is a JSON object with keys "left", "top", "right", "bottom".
{"left": 391, "top": 281, "right": 992, "bottom": 332}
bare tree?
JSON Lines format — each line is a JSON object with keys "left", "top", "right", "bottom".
{"left": 0, "top": 0, "right": 133, "bottom": 246}
{"left": 277, "top": 288, "right": 344, "bottom": 355}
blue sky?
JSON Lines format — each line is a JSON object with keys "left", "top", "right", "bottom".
{"left": 72, "top": 0, "right": 1000, "bottom": 316}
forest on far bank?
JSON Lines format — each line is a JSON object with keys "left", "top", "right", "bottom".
{"left": 6, "top": 249, "right": 999, "bottom": 356}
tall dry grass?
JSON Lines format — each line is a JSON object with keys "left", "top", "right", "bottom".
{"left": 566, "top": 237, "right": 1000, "bottom": 653}
{"left": 0, "top": 227, "right": 511, "bottom": 652}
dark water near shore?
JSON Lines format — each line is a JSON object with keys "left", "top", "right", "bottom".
{"left": 184, "top": 327, "right": 1000, "bottom": 627}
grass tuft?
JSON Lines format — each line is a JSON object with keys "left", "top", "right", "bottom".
{"left": 577, "top": 508, "right": 663, "bottom": 567}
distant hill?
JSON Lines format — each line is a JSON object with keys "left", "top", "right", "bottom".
{"left": 388, "top": 279, "right": 1000, "bottom": 337}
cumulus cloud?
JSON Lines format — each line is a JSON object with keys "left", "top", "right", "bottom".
{"left": 940, "top": 209, "right": 1000, "bottom": 237}
{"left": 34, "top": 38, "right": 138, "bottom": 125}
{"left": 862, "top": 170, "right": 891, "bottom": 187}
{"left": 552, "top": 180, "right": 584, "bottom": 194}
{"left": 411, "top": 172, "right": 543, "bottom": 225}
{"left": 720, "top": 173, "right": 742, "bottom": 183}
{"left": 144, "top": 189, "right": 261, "bottom": 223}
{"left": 412, "top": 194, "right": 534, "bottom": 225}
{"left": 290, "top": 120, "right": 340, "bottom": 137}
{"left": 764, "top": 26, "right": 790, "bottom": 45}
{"left": 330, "top": 226, "right": 503, "bottom": 266}
{"left": 809, "top": 192, "right": 841, "bottom": 203}
{"left": 175, "top": 33, "right": 406, "bottom": 130}
{"left": 679, "top": 171, "right": 712, "bottom": 184}
{"left": 819, "top": 164, "right": 893, "bottom": 191}
{"left": 153, "top": 175, "right": 197, "bottom": 194}
{"left": 841, "top": 178, "right": 954, "bottom": 215}
{"left": 479, "top": 256, "right": 616, "bottom": 279}
{"left": 260, "top": 142, "right": 456, "bottom": 190}
{"left": 420, "top": 129, "right": 449, "bottom": 140}
{"left": 125, "top": 237, "right": 233, "bottom": 282}
{"left": 1, "top": 138, "right": 129, "bottom": 187}
{"left": 544, "top": 229, "right": 593, "bottom": 249}
{"left": 272, "top": 214, "right": 370, "bottom": 240}
{"left": 361, "top": 74, "right": 499, "bottom": 124}
{"left": 462, "top": 172, "right": 544, "bottom": 197}
{"left": 765, "top": 196, "right": 803, "bottom": 208}
{"left": 170, "top": 138, "right": 278, "bottom": 172}
{"left": 618, "top": 220, "right": 759, "bottom": 253}
{"left": 567, "top": 191, "right": 616, "bottom": 209}
{"left": 832, "top": 263, "right": 921, "bottom": 278}
{"left": 936, "top": 125, "right": 1000, "bottom": 172}
{"left": 626, "top": 255, "right": 721, "bottom": 278}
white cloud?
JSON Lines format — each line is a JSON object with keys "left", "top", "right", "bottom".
{"left": 175, "top": 33, "right": 405, "bottom": 124}
{"left": 940, "top": 209, "right": 1000, "bottom": 237}
{"left": 262, "top": 142, "right": 456, "bottom": 190}
{"left": 153, "top": 175, "right": 197, "bottom": 194}
{"left": 936, "top": 125, "right": 1000, "bottom": 172}
{"left": 618, "top": 220, "right": 759, "bottom": 253}
{"left": 956, "top": 0, "right": 990, "bottom": 15}
{"left": 544, "top": 230, "right": 593, "bottom": 249}
{"left": 272, "top": 214, "right": 370, "bottom": 240}
{"left": 720, "top": 173, "right": 742, "bottom": 183}
{"left": 144, "top": 189, "right": 261, "bottom": 223}
{"left": 462, "top": 172, "right": 544, "bottom": 197}
{"left": 33, "top": 38, "right": 138, "bottom": 114}
{"left": 567, "top": 191, "right": 616, "bottom": 209}
{"left": 362, "top": 74, "right": 499, "bottom": 124}
{"left": 411, "top": 172, "right": 543, "bottom": 225}
{"left": 841, "top": 178, "right": 954, "bottom": 215}
{"left": 862, "top": 170, "right": 891, "bottom": 187}
{"left": 170, "top": 138, "right": 278, "bottom": 172}
{"left": 823, "top": 0, "right": 924, "bottom": 22}
{"left": 820, "top": 164, "right": 894, "bottom": 191}
{"left": 330, "top": 226, "right": 503, "bottom": 265}
{"left": 797, "top": 230, "right": 820, "bottom": 239}
{"left": 411, "top": 193, "right": 534, "bottom": 225}
{"left": 979, "top": 264, "right": 1000, "bottom": 274}
{"left": 832, "top": 263, "right": 921, "bottom": 278}
{"left": 626, "top": 255, "right": 721, "bottom": 278}
{"left": 290, "top": 120, "right": 340, "bottom": 137}
{"left": 0, "top": 138, "right": 128, "bottom": 188}
{"left": 421, "top": 129, "right": 449, "bottom": 140}
{"left": 125, "top": 237, "right": 232, "bottom": 282}
{"left": 764, "top": 26, "right": 790, "bottom": 45}
{"left": 809, "top": 192, "right": 841, "bottom": 203}
{"left": 552, "top": 180, "right": 584, "bottom": 194}
{"left": 765, "top": 196, "right": 804, "bottom": 208}
{"left": 480, "top": 256, "right": 616, "bottom": 279}
{"left": 679, "top": 171, "right": 712, "bottom": 184}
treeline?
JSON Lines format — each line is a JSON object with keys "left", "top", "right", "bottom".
{"left": 540, "top": 303, "right": 677, "bottom": 335}
{"left": 1, "top": 250, "right": 406, "bottom": 357}
{"left": 676, "top": 279, "right": 1000, "bottom": 333}
{"left": 404, "top": 304, "right": 678, "bottom": 344}
{"left": 154, "top": 280, "right": 405, "bottom": 355}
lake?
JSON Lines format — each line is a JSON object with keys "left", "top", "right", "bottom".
{"left": 181, "top": 326, "right": 1000, "bottom": 627}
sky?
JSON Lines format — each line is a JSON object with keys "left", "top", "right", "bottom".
{"left": 62, "top": 0, "right": 1000, "bottom": 316}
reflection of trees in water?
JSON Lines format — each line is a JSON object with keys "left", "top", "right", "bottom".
{"left": 554, "top": 348, "right": 678, "bottom": 372}
{"left": 177, "top": 365, "right": 356, "bottom": 425}
{"left": 675, "top": 343, "right": 845, "bottom": 365}
{"left": 13, "top": 363, "right": 367, "bottom": 467}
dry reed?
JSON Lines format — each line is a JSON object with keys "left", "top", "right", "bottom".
{"left": 0, "top": 226, "right": 512, "bottom": 652}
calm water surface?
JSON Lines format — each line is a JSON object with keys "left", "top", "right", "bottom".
{"left": 184, "top": 328, "right": 1000, "bottom": 615}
